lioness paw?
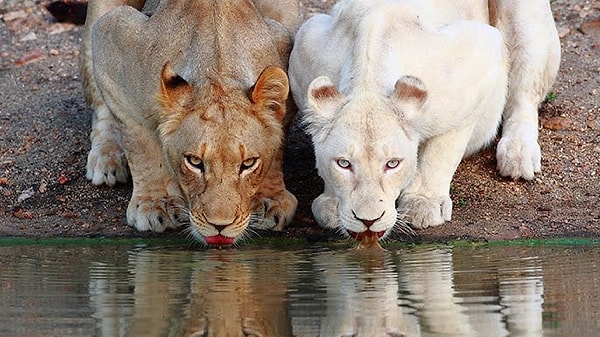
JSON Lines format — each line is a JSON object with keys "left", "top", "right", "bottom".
{"left": 253, "top": 191, "right": 298, "bottom": 231}
{"left": 496, "top": 135, "right": 541, "bottom": 181}
{"left": 86, "top": 104, "right": 129, "bottom": 186}
{"left": 126, "top": 195, "right": 183, "bottom": 233}
{"left": 402, "top": 195, "right": 452, "bottom": 229}
{"left": 86, "top": 141, "right": 129, "bottom": 186}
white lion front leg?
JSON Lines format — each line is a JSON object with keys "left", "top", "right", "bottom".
{"left": 402, "top": 189, "right": 453, "bottom": 230}
{"left": 312, "top": 192, "right": 340, "bottom": 230}
{"left": 494, "top": 0, "right": 561, "bottom": 180}
{"left": 496, "top": 108, "right": 541, "bottom": 181}
{"left": 401, "top": 128, "right": 473, "bottom": 229}
{"left": 122, "top": 125, "right": 184, "bottom": 233}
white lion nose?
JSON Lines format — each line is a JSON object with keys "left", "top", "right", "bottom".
{"left": 353, "top": 211, "right": 385, "bottom": 229}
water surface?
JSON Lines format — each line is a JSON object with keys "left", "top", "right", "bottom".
{"left": 1, "top": 240, "right": 599, "bottom": 336}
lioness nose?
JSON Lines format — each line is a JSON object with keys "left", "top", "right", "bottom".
{"left": 213, "top": 225, "right": 228, "bottom": 233}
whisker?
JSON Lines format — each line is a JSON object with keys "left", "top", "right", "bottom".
{"left": 393, "top": 209, "right": 416, "bottom": 238}
{"left": 232, "top": 222, "right": 258, "bottom": 247}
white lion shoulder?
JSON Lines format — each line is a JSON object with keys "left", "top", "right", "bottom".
{"left": 289, "top": 0, "right": 560, "bottom": 242}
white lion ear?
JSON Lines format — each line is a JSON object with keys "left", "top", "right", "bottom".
{"left": 304, "top": 76, "right": 344, "bottom": 140}
{"left": 391, "top": 75, "right": 427, "bottom": 120}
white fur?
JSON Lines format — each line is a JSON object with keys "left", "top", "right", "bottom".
{"left": 289, "top": 0, "right": 560, "bottom": 233}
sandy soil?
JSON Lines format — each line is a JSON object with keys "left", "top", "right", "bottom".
{"left": 0, "top": 0, "right": 598, "bottom": 244}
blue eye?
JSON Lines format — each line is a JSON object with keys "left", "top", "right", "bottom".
{"left": 386, "top": 159, "right": 401, "bottom": 169}
{"left": 336, "top": 158, "right": 351, "bottom": 169}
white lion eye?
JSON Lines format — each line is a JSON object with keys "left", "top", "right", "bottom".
{"left": 336, "top": 158, "right": 352, "bottom": 169}
{"left": 386, "top": 159, "right": 401, "bottom": 169}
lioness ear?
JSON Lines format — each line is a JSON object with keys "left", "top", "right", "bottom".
{"left": 251, "top": 66, "right": 289, "bottom": 123}
{"left": 391, "top": 75, "right": 427, "bottom": 120}
{"left": 304, "top": 76, "right": 343, "bottom": 140}
{"left": 159, "top": 62, "right": 192, "bottom": 109}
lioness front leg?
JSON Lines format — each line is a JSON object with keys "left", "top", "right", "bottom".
{"left": 81, "top": 25, "right": 128, "bottom": 186}
{"left": 401, "top": 128, "right": 473, "bottom": 229}
{"left": 122, "top": 125, "right": 184, "bottom": 232}
{"left": 85, "top": 104, "right": 129, "bottom": 186}
{"left": 252, "top": 151, "right": 297, "bottom": 231}
{"left": 80, "top": 0, "right": 147, "bottom": 186}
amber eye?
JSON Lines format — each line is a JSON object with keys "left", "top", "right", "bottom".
{"left": 386, "top": 159, "right": 402, "bottom": 169}
{"left": 240, "top": 157, "right": 258, "bottom": 173}
{"left": 336, "top": 158, "right": 351, "bottom": 170}
{"left": 185, "top": 154, "right": 204, "bottom": 172}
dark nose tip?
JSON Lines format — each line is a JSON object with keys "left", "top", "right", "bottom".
{"left": 352, "top": 211, "right": 385, "bottom": 228}
{"left": 213, "top": 225, "right": 227, "bottom": 233}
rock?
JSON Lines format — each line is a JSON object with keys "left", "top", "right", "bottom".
{"left": 543, "top": 116, "right": 572, "bottom": 131}
{"left": 14, "top": 49, "right": 46, "bottom": 66}
{"left": 45, "top": 1, "right": 88, "bottom": 25}
{"left": 557, "top": 25, "right": 571, "bottom": 38}
{"left": 580, "top": 19, "right": 600, "bottom": 35}
{"left": 17, "top": 187, "right": 35, "bottom": 203}
{"left": 1, "top": 10, "right": 28, "bottom": 22}
{"left": 19, "top": 31, "right": 37, "bottom": 42}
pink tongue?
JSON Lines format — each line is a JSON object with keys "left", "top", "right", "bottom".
{"left": 205, "top": 235, "right": 234, "bottom": 246}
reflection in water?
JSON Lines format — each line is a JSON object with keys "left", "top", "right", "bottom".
{"left": 89, "top": 249, "right": 293, "bottom": 337}
{"left": 291, "top": 250, "right": 419, "bottom": 336}
{"left": 292, "top": 248, "right": 543, "bottom": 337}
{"left": 0, "top": 243, "right": 599, "bottom": 336}
{"left": 397, "top": 248, "right": 544, "bottom": 337}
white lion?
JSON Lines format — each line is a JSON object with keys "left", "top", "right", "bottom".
{"left": 289, "top": 0, "right": 560, "bottom": 244}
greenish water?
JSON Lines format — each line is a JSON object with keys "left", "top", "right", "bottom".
{"left": 0, "top": 239, "right": 599, "bottom": 337}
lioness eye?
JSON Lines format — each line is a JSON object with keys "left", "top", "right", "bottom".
{"left": 386, "top": 159, "right": 401, "bottom": 169}
{"left": 240, "top": 157, "right": 258, "bottom": 172}
{"left": 336, "top": 158, "right": 351, "bottom": 169}
{"left": 185, "top": 155, "right": 204, "bottom": 172}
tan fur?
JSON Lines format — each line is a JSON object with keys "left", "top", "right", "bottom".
{"left": 80, "top": 0, "right": 300, "bottom": 244}
{"left": 89, "top": 249, "right": 292, "bottom": 336}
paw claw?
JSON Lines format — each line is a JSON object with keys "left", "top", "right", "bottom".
{"left": 127, "top": 196, "right": 183, "bottom": 233}
{"left": 251, "top": 191, "right": 297, "bottom": 230}
{"left": 86, "top": 144, "right": 128, "bottom": 186}
{"left": 496, "top": 134, "right": 541, "bottom": 181}
{"left": 402, "top": 194, "right": 452, "bottom": 229}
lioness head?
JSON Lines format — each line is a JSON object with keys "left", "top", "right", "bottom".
{"left": 304, "top": 76, "right": 427, "bottom": 246}
{"left": 156, "top": 63, "right": 289, "bottom": 246}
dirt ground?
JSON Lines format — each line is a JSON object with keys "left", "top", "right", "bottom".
{"left": 0, "top": 0, "right": 598, "bottom": 245}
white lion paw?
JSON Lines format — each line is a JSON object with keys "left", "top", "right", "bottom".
{"left": 126, "top": 195, "right": 183, "bottom": 233}
{"left": 312, "top": 194, "right": 340, "bottom": 229}
{"left": 403, "top": 194, "right": 452, "bottom": 229}
{"left": 496, "top": 135, "right": 541, "bottom": 181}
{"left": 86, "top": 141, "right": 129, "bottom": 186}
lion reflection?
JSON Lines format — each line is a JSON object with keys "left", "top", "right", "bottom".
{"left": 291, "top": 248, "right": 544, "bottom": 337}
{"left": 89, "top": 247, "right": 544, "bottom": 337}
{"left": 89, "top": 249, "right": 292, "bottom": 337}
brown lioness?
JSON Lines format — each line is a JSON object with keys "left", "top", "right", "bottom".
{"left": 79, "top": 0, "right": 300, "bottom": 246}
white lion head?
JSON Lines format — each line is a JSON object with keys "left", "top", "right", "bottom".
{"left": 303, "top": 75, "right": 428, "bottom": 245}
